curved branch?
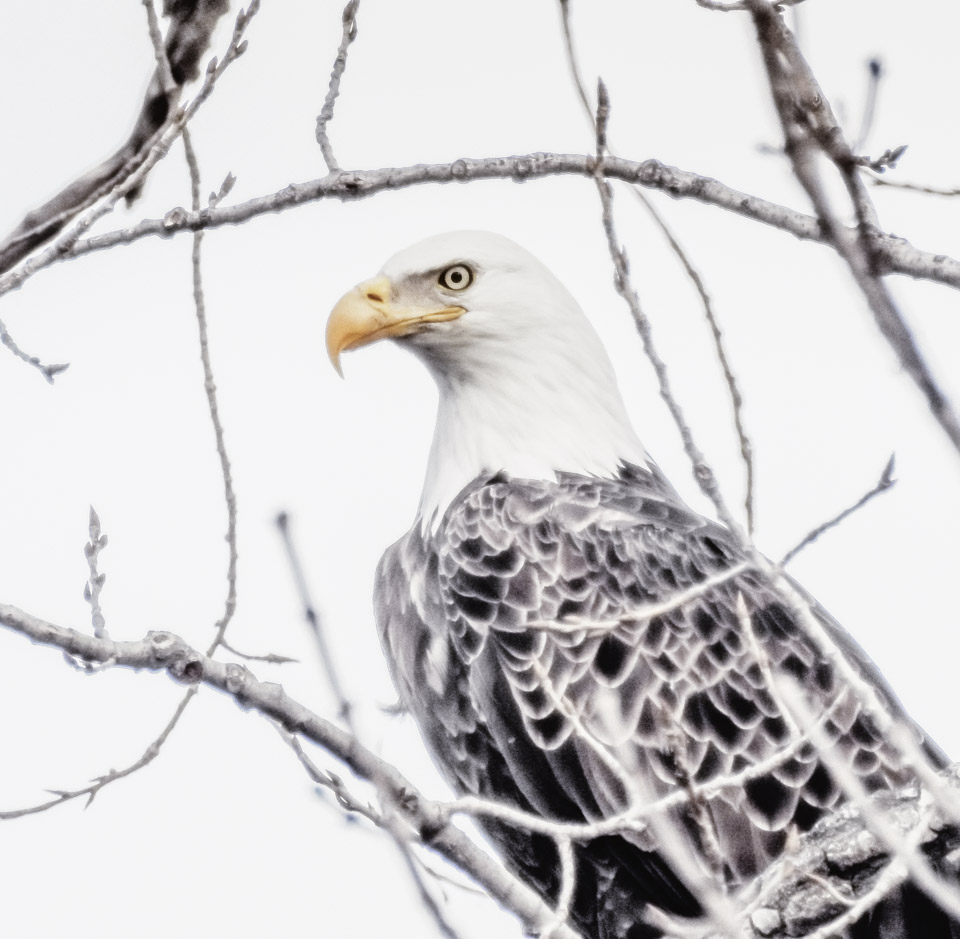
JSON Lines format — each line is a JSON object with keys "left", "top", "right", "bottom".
{"left": 2, "top": 153, "right": 957, "bottom": 301}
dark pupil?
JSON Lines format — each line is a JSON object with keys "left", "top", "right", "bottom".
{"left": 448, "top": 269, "right": 463, "bottom": 285}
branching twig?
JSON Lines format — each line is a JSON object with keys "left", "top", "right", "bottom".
{"left": 0, "top": 603, "right": 583, "bottom": 939}
{"left": 0, "top": 1, "right": 260, "bottom": 312}
{"left": 748, "top": 1, "right": 960, "bottom": 460}
{"left": 276, "top": 727, "right": 381, "bottom": 824}
{"left": 380, "top": 811, "right": 468, "bottom": 939}
{"left": 3, "top": 9, "right": 247, "bottom": 832}
{"left": 0, "top": 686, "right": 197, "bottom": 820}
{"left": 0, "top": 0, "right": 232, "bottom": 276}
{"left": 634, "top": 197, "right": 756, "bottom": 533}
{"left": 781, "top": 454, "right": 896, "bottom": 566}
{"left": 316, "top": 0, "right": 361, "bottom": 172}
{"left": 0, "top": 318, "right": 68, "bottom": 383}
{"left": 558, "top": 0, "right": 755, "bottom": 532}
{"left": 591, "top": 81, "right": 744, "bottom": 538}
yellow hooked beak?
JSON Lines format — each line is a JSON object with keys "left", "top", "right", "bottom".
{"left": 326, "top": 276, "right": 466, "bottom": 376}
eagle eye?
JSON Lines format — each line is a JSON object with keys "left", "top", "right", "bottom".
{"left": 439, "top": 264, "right": 473, "bottom": 291}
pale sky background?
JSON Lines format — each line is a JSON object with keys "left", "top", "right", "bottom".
{"left": 1, "top": 2, "right": 959, "bottom": 937}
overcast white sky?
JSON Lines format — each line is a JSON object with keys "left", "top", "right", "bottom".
{"left": 1, "top": 2, "right": 959, "bottom": 937}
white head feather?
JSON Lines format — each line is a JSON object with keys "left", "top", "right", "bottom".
{"left": 378, "top": 231, "right": 649, "bottom": 527}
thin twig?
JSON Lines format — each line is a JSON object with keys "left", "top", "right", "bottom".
{"left": 781, "top": 454, "right": 896, "bottom": 566}
{"left": 542, "top": 837, "right": 576, "bottom": 939}
{"left": 525, "top": 561, "right": 752, "bottom": 634}
{"left": 591, "top": 81, "right": 744, "bottom": 537}
{"left": 799, "top": 861, "right": 909, "bottom": 939}
{"left": 633, "top": 196, "right": 756, "bottom": 532}
{"left": 316, "top": 0, "right": 361, "bottom": 171}
{"left": 558, "top": 0, "right": 755, "bottom": 531}
{"left": 83, "top": 506, "right": 109, "bottom": 640}
{"left": 277, "top": 727, "right": 381, "bottom": 823}
{"left": 0, "top": 686, "right": 197, "bottom": 820}
{"left": 853, "top": 58, "right": 884, "bottom": 154}
{"left": 380, "top": 811, "right": 468, "bottom": 939}
{"left": 273, "top": 510, "right": 463, "bottom": 937}
{"left": 275, "top": 511, "right": 353, "bottom": 728}
{"left": 660, "top": 725, "right": 728, "bottom": 890}
{"left": 0, "top": 317, "right": 68, "bottom": 382}
{"left": 857, "top": 145, "right": 907, "bottom": 174}
{"left": 284, "top": 719, "right": 466, "bottom": 939}
{"left": 219, "top": 639, "right": 298, "bottom": 665}
{"left": 871, "top": 177, "right": 960, "bottom": 197}
{"left": 736, "top": 593, "right": 802, "bottom": 740}
{"left": 181, "top": 128, "right": 239, "bottom": 656}
{"left": 142, "top": 0, "right": 177, "bottom": 96}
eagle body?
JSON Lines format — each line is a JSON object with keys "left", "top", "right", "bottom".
{"left": 375, "top": 465, "right": 935, "bottom": 937}
{"left": 327, "top": 232, "right": 954, "bottom": 938}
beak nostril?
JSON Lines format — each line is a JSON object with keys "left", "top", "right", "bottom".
{"left": 365, "top": 290, "right": 384, "bottom": 304}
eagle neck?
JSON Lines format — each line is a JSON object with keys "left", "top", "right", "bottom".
{"left": 417, "top": 356, "right": 648, "bottom": 532}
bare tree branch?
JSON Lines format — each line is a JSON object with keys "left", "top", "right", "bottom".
{"left": 0, "top": 1, "right": 260, "bottom": 341}
{"left": 748, "top": 1, "right": 960, "bottom": 459}
{"left": 2, "top": 151, "right": 957, "bottom": 308}
{"left": 316, "top": 0, "right": 361, "bottom": 172}
{"left": 0, "top": 0, "right": 233, "bottom": 276}
{"left": 781, "top": 455, "right": 896, "bottom": 566}
{"left": 5, "top": 13, "right": 246, "bottom": 832}
{"left": 0, "top": 602, "right": 583, "bottom": 939}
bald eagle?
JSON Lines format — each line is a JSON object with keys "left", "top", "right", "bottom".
{"left": 327, "top": 231, "right": 953, "bottom": 938}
